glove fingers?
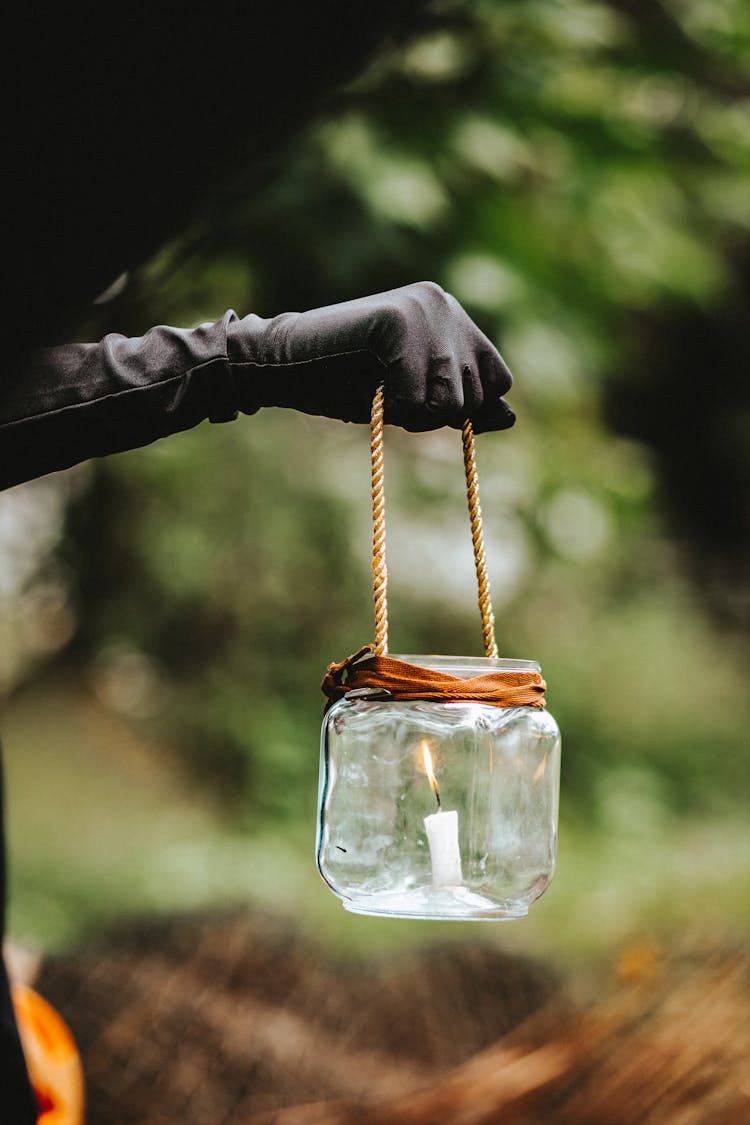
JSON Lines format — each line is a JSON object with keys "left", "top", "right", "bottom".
{"left": 426, "top": 355, "right": 467, "bottom": 417}
{"left": 384, "top": 354, "right": 429, "bottom": 428}
{"left": 480, "top": 344, "right": 513, "bottom": 397}
{"left": 461, "top": 361, "right": 484, "bottom": 416}
{"left": 387, "top": 342, "right": 513, "bottom": 432}
{"left": 459, "top": 346, "right": 513, "bottom": 432}
{"left": 471, "top": 398, "right": 516, "bottom": 434}
{"left": 391, "top": 357, "right": 467, "bottom": 430}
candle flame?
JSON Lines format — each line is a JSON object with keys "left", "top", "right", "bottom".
{"left": 421, "top": 742, "right": 441, "bottom": 810}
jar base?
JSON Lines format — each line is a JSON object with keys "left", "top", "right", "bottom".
{"left": 339, "top": 885, "right": 530, "bottom": 921}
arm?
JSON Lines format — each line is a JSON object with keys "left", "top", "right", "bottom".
{"left": 1, "top": 283, "right": 514, "bottom": 491}
{"left": 1, "top": 314, "right": 239, "bottom": 491}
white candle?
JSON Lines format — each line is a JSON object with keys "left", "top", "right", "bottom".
{"left": 421, "top": 743, "right": 463, "bottom": 887}
{"left": 424, "top": 808, "right": 463, "bottom": 887}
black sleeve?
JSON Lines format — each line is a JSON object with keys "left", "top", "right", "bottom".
{"left": 0, "top": 312, "right": 249, "bottom": 491}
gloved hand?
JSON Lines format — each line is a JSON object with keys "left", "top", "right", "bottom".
{"left": 228, "top": 281, "right": 515, "bottom": 433}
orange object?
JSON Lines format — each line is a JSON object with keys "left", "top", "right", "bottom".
{"left": 11, "top": 984, "right": 85, "bottom": 1125}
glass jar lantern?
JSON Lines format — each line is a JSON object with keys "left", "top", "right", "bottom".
{"left": 317, "top": 654, "right": 561, "bottom": 921}
{"left": 317, "top": 390, "right": 562, "bottom": 921}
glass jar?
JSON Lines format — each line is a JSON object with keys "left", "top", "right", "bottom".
{"left": 317, "top": 655, "right": 561, "bottom": 920}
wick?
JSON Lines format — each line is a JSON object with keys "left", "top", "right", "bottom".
{"left": 434, "top": 787, "right": 442, "bottom": 812}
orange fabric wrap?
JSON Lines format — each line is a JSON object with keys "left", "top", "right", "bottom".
{"left": 12, "top": 984, "right": 85, "bottom": 1125}
{"left": 322, "top": 646, "right": 546, "bottom": 710}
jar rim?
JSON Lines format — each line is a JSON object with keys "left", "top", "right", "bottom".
{"left": 375, "top": 653, "right": 541, "bottom": 676}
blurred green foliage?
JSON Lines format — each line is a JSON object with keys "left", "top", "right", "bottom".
{"left": 8, "top": 0, "right": 750, "bottom": 844}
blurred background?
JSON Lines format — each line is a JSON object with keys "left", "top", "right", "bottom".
{"left": 2, "top": 0, "right": 749, "bottom": 976}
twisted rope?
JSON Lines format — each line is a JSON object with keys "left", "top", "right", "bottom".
{"left": 462, "top": 419, "right": 499, "bottom": 658}
{"left": 371, "top": 384, "right": 389, "bottom": 656}
{"left": 369, "top": 386, "right": 498, "bottom": 659}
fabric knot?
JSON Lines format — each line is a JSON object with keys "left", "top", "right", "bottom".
{"left": 321, "top": 647, "right": 546, "bottom": 711}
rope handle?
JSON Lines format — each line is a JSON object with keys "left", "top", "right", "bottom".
{"left": 370, "top": 384, "right": 498, "bottom": 659}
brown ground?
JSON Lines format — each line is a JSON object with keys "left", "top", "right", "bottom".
{"left": 31, "top": 910, "right": 750, "bottom": 1125}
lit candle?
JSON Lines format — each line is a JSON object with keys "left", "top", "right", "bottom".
{"left": 422, "top": 743, "right": 463, "bottom": 887}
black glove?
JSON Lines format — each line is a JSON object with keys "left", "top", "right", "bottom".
{"left": 228, "top": 281, "right": 515, "bottom": 433}
{"left": 1, "top": 283, "right": 513, "bottom": 491}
